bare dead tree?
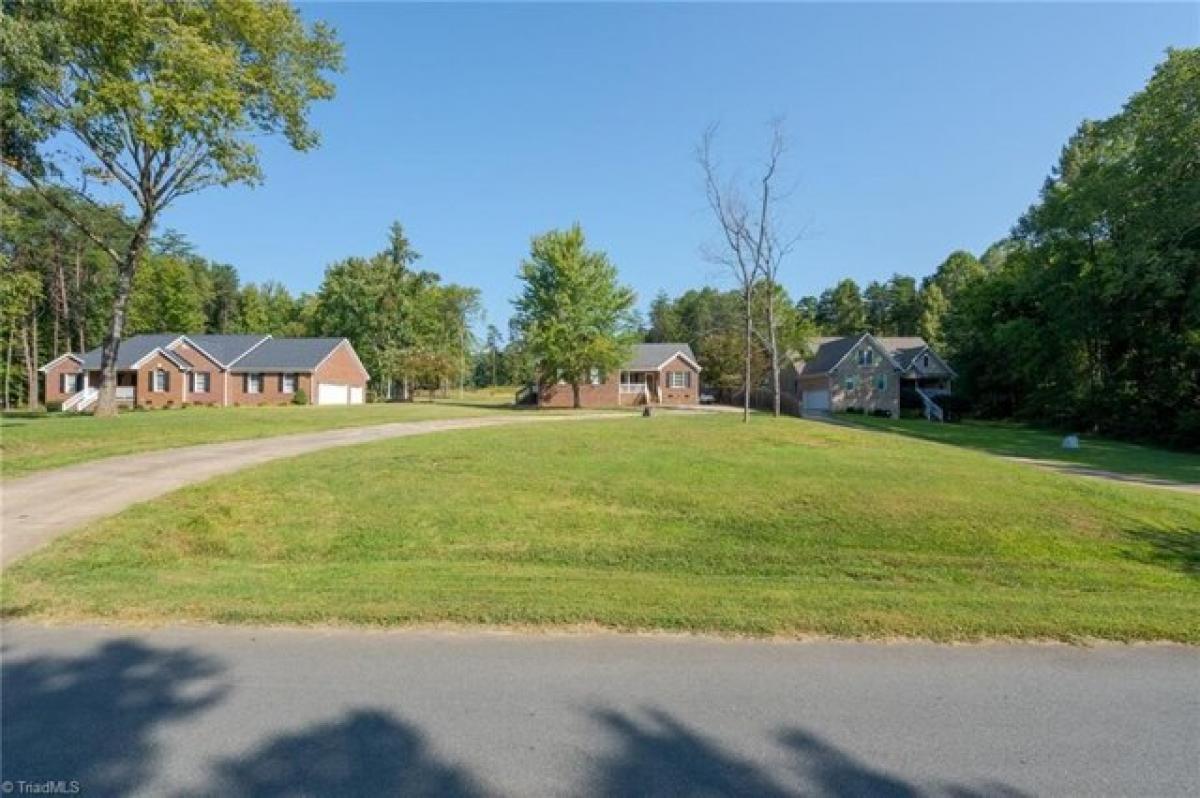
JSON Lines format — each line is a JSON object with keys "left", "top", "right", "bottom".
{"left": 697, "top": 120, "right": 798, "bottom": 420}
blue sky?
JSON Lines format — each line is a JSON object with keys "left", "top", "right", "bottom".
{"left": 163, "top": 2, "right": 1197, "bottom": 331}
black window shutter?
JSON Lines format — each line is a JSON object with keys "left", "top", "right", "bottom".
{"left": 164, "top": 371, "right": 170, "bottom": 392}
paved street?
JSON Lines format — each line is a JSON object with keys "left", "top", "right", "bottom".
{"left": 2, "top": 624, "right": 1197, "bottom": 796}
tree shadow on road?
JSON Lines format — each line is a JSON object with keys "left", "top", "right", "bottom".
{"left": 587, "top": 706, "right": 1031, "bottom": 797}
{"left": 1, "top": 638, "right": 228, "bottom": 795}
{"left": 194, "top": 709, "right": 484, "bottom": 797}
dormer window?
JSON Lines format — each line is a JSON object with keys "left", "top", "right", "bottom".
{"left": 857, "top": 348, "right": 874, "bottom": 366}
{"left": 923, "top": 353, "right": 931, "bottom": 369}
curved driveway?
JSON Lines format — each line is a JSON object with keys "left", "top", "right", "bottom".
{"left": 1, "top": 412, "right": 629, "bottom": 568}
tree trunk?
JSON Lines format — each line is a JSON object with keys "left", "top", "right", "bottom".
{"left": 766, "top": 292, "right": 781, "bottom": 418}
{"left": 74, "top": 246, "right": 86, "bottom": 352}
{"left": 94, "top": 215, "right": 153, "bottom": 418}
{"left": 4, "top": 326, "right": 13, "bottom": 410}
{"left": 21, "top": 310, "right": 39, "bottom": 410}
{"left": 742, "top": 288, "right": 752, "bottom": 423}
{"left": 572, "top": 381, "right": 581, "bottom": 409}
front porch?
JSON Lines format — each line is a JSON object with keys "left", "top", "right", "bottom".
{"left": 618, "top": 371, "right": 660, "bottom": 405}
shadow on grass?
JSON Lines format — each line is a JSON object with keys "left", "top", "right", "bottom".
{"left": 1, "top": 638, "right": 229, "bottom": 795}
{"left": 588, "top": 707, "right": 1030, "bottom": 797}
{"left": 1125, "top": 528, "right": 1200, "bottom": 577}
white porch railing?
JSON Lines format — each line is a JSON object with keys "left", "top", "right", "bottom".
{"left": 116, "top": 385, "right": 135, "bottom": 401}
{"left": 914, "top": 385, "right": 944, "bottom": 422}
{"left": 63, "top": 386, "right": 99, "bottom": 412}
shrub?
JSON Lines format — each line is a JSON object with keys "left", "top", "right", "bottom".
{"left": 871, "top": 408, "right": 892, "bottom": 418}
{"left": 45, "top": 401, "right": 63, "bottom": 413}
{"left": 292, "top": 388, "right": 308, "bottom": 405}
{"left": 843, "top": 406, "right": 863, "bottom": 415}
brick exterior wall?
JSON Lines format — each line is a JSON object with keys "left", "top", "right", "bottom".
{"left": 539, "top": 353, "right": 700, "bottom": 408}
{"left": 135, "top": 354, "right": 189, "bottom": 409}
{"left": 228, "top": 371, "right": 314, "bottom": 406}
{"left": 312, "top": 341, "right": 369, "bottom": 401}
{"left": 171, "top": 341, "right": 225, "bottom": 406}
{"left": 657, "top": 354, "right": 700, "bottom": 405}
{"left": 43, "top": 358, "right": 84, "bottom": 404}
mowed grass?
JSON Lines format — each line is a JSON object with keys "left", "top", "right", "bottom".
{"left": 848, "top": 415, "right": 1200, "bottom": 485}
{"left": 0, "top": 398, "right": 516, "bottom": 478}
{"left": 4, "top": 414, "right": 1198, "bottom": 641}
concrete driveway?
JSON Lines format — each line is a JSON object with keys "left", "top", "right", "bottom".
{"left": 2, "top": 623, "right": 1197, "bottom": 796}
{"left": 0, "top": 413, "right": 629, "bottom": 568}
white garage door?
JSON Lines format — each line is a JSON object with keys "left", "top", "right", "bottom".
{"left": 317, "top": 383, "right": 350, "bottom": 405}
{"left": 803, "top": 388, "right": 830, "bottom": 412}
{"left": 349, "top": 386, "right": 364, "bottom": 405}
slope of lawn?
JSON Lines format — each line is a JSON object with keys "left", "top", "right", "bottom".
{"left": 0, "top": 398, "right": 514, "bottom": 478}
{"left": 847, "top": 415, "right": 1200, "bottom": 485}
{"left": 4, "top": 414, "right": 1197, "bottom": 641}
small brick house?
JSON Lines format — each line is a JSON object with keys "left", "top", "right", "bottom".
{"left": 537, "top": 343, "right": 702, "bottom": 408}
{"left": 41, "top": 333, "right": 369, "bottom": 411}
{"left": 781, "top": 334, "right": 955, "bottom": 418}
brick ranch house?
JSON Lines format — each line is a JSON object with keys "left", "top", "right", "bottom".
{"left": 536, "top": 343, "right": 702, "bottom": 408}
{"left": 782, "top": 334, "right": 955, "bottom": 419}
{"left": 41, "top": 333, "right": 369, "bottom": 411}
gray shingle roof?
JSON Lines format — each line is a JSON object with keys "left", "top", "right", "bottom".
{"left": 791, "top": 335, "right": 938, "bottom": 375}
{"left": 186, "top": 334, "right": 271, "bottom": 366}
{"left": 626, "top": 343, "right": 699, "bottom": 371}
{"left": 79, "top": 333, "right": 183, "bottom": 370}
{"left": 231, "top": 338, "right": 345, "bottom": 371}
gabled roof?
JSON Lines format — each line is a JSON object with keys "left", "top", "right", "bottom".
{"left": 626, "top": 343, "right": 701, "bottom": 371}
{"left": 38, "top": 353, "right": 83, "bottom": 373}
{"left": 230, "top": 337, "right": 347, "bottom": 372}
{"left": 790, "top": 334, "right": 953, "bottom": 376}
{"left": 78, "top": 333, "right": 183, "bottom": 370}
{"left": 184, "top": 334, "right": 271, "bottom": 367}
{"left": 790, "top": 336, "right": 863, "bottom": 375}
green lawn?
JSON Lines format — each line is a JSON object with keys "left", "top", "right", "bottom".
{"left": 0, "top": 398, "right": 514, "bottom": 478}
{"left": 846, "top": 416, "right": 1200, "bottom": 485}
{"left": 5, "top": 414, "right": 1197, "bottom": 642}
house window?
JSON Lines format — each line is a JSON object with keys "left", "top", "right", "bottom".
{"left": 281, "top": 373, "right": 296, "bottom": 393}
{"left": 857, "top": 348, "right": 874, "bottom": 366}
{"left": 60, "top": 373, "right": 84, "bottom": 393}
{"left": 668, "top": 371, "right": 689, "bottom": 389}
{"left": 190, "top": 372, "right": 210, "bottom": 393}
{"left": 923, "top": 353, "right": 931, "bottom": 369}
{"left": 845, "top": 376, "right": 857, "bottom": 390}
{"left": 152, "top": 369, "right": 169, "bottom": 392}
{"left": 588, "top": 368, "right": 601, "bottom": 386}
{"left": 247, "top": 373, "right": 263, "bottom": 394}
{"left": 875, "top": 375, "right": 887, "bottom": 391}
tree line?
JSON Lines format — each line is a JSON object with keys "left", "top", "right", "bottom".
{"left": 1, "top": 191, "right": 480, "bottom": 407}
{"left": 644, "top": 49, "right": 1199, "bottom": 447}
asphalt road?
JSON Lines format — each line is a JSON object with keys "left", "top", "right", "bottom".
{"left": 0, "top": 412, "right": 629, "bottom": 568}
{"left": 3, "top": 624, "right": 1197, "bottom": 797}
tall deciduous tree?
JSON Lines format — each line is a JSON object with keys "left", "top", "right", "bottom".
{"left": 698, "top": 121, "right": 799, "bottom": 420}
{"left": 512, "top": 225, "right": 635, "bottom": 409}
{"left": 2, "top": 0, "right": 341, "bottom": 415}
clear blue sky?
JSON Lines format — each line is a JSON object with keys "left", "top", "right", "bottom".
{"left": 162, "top": 2, "right": 1197, "bottom": 331}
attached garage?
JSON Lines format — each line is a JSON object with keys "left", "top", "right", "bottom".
{"left": 802, "top": 388, "right": 830, "bottom": 413}
{"left": 317, "top": 383, "right": 363, "bottom": 405}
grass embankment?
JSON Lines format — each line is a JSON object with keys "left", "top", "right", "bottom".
{"left": 847, "top": 416, "right": 1199, "bottom": 485}
{"left": 0, "top": 397, "right": 518, "bottom": 478}
{"left": 5, "top": 413, "right": 1196, "bottom": 641}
